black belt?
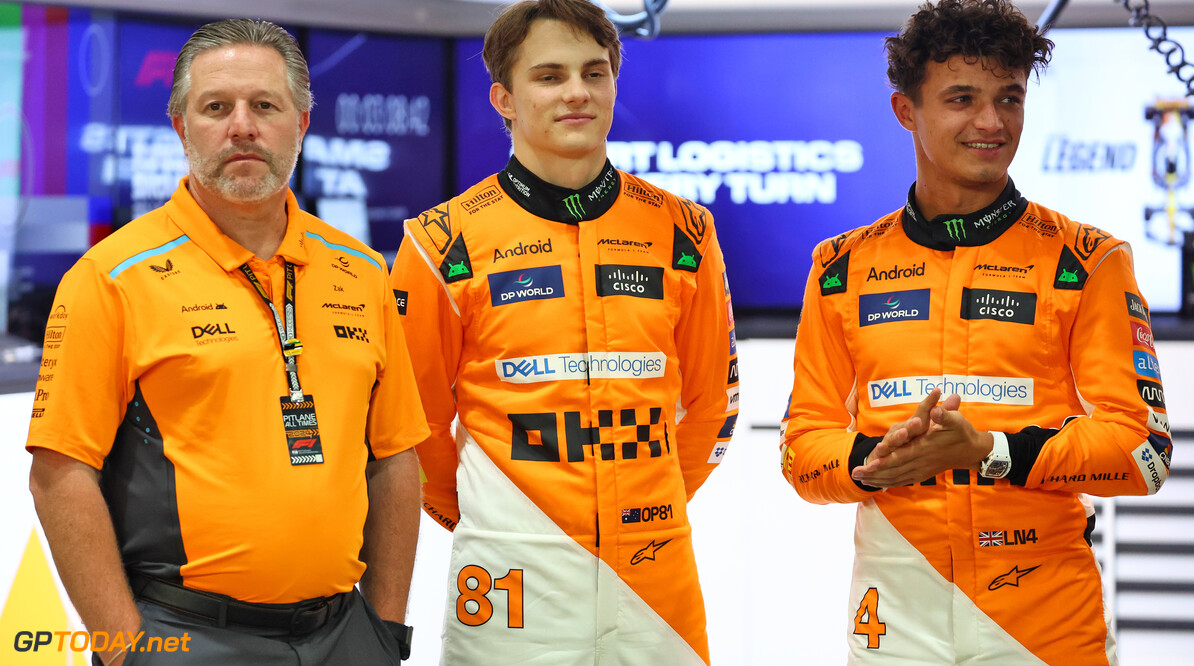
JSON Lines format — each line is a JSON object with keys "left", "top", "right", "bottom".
{"left": 129, "top": 574, "right": 348, "bottom": 636}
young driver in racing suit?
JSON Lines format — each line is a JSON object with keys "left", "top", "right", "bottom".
{"left": 782, "top": 1, "right": 1171, "bottom": 664}
{"left": 391, "top": 1, "right": 738, "bottom": 663}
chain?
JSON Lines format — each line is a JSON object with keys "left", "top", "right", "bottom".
{"left": 1120, "top": 0, "right": 1194, "bottom": 96}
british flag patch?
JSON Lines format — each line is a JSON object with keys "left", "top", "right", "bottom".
{"left": 978, "top": 531, "right": 1005, "bottom": 547}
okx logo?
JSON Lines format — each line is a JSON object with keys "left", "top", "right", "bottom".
{"left": 488, "top": 266, "right": 565, "bottom": 307}
{"left": 334, "top": 325, "right": 369, "bottom": 342}
{"left": 859, "top": 289, "right": 930, "bottom": 327}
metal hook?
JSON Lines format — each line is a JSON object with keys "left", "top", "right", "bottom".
{"left": 592, "top": 0, "right": 669, "bottom": 39}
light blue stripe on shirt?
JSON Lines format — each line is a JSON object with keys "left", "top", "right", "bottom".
{"left": 306, "top": 231, "right": 383, "bottom": 271}
{"left": 108, "top": 235, "right": 191, "bottom": 279}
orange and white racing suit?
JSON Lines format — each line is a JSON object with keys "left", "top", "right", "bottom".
{"left": 393, "top": 157, "right": 738, "bottom": 664}
{"left": 781, "top": 180, "right": 1171, "bottom": 665}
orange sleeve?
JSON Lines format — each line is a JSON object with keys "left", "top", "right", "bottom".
{"left": 674, "top": 226, "right": 738, "bottom": 500}
{"left": 1021, "top": 245, "right": 1170, "bottom": 496}
{"left": 391, "top": 223, "right": 464, "bottom": 531}
{"left": 366, "top": 264, "right": 430, "bottom": 459}
{"left": 25, "top": 258, "right": 132, "bottom": 469}
{"left": 780, "top": 241, "right": 878, "bottom": 505}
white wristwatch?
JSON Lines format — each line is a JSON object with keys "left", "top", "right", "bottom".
{"left": 979, "top": 431, "right": 1011, "bottom": 479}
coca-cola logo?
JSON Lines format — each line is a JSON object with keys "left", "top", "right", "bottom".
{"left": 1131, "top": 321, "right": 1155, "bottom": 352}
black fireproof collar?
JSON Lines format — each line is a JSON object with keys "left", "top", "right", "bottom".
{"left": 901, "top": 178, "right": 1027, "bottom": 250}
{"left": 497, "top": 156, "right": 621, "bottom": 224}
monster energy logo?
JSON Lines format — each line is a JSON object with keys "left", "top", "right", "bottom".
{"left": 822, "top": 273, "right": 842, "bottom": 289}
{"left": 677, "top": 252, "right": 697, "bottom": 268}
{"left": 563, "top": 193, "right": 585, "bottom": 220}
{"left": 1058, "top": 268, "right": 1078, "bottom": 283}
{"left": 944, "top": 218, "right": 967, "bottom": 241}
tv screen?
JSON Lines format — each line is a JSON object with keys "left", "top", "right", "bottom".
{"left": 303, "top": 30, "right": 448, "bottom": 254}
{"left": 456, "top": 27, "right": 1194, "bottom": 313}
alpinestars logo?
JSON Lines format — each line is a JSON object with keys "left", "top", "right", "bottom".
{"left": 630, "top": 539, "right": 671, "bottom": 565}
{"left": 988, "top": 565, "right": 1039, "bottom": 590}
{"left": 944, "top": 218, "right": 966, "bottom": 241}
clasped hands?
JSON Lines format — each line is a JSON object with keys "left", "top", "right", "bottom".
{"left": 851, "top": 388, "right": 995, "bottom": 489}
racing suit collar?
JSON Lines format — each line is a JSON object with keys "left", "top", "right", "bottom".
{"left": 498, "top": 156, "right": 621, "bottom": 225}
{"left": 901, "top": 178, "right": 1027, "bottom": 250}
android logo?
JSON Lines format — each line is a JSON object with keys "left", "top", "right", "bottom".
{"left": 1058, "top": 268, "right": 1078, "bottom": 283}
{"left": 677, "top": 252, "right": 697, "bottom": 268}
{"left": 822, "top": 273, "right": 842, "bottom": 289}
{"left": 447, "top": 261, "right": 469, "bottom": 278}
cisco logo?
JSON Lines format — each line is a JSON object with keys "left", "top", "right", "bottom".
{"left": 960, "top": 288, "right": 1036, "bottom": 325}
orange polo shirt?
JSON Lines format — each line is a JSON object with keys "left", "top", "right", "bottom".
{"left": 26, "top": 178, "right": 428, "bottom": 603}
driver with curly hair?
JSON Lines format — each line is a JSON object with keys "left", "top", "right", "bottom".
{"left": 781, "top": 1, "right": 1170, "bottom": 663}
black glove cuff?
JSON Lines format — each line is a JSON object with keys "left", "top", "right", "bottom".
{"left": 849, "top": 433, "right": 883, "bottom": 492}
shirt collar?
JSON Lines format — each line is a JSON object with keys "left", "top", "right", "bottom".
{"left": 901, "top": 178, "right": 1027, "bottom": 250}
{"left": 163, "top": 177, "right": 311, "bottom": 271}
{"left": 497, "top": 156, "right": 621, "bottom": 224}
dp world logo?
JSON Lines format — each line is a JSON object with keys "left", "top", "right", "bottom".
{"left": 488, "top": 265, "right": 565, "bottom": 307}
{"left": 859, "top": 289, "right": 930, "bottom": 327}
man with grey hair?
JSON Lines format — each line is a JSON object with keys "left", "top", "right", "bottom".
{"left": 27, "top": 19, "right": 426, "bottom": 665}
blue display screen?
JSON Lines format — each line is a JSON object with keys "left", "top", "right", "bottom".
{"left": 455, "top": 32, "right": 915, "bottom": 310}
{"left": 303, "top": 30, "right": 448, "bottom": 252}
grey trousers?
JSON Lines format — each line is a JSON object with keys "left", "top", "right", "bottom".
{"left": 112, "top": 588, "right": 404, "bottom": 665}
